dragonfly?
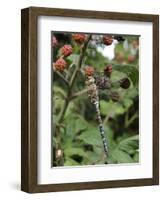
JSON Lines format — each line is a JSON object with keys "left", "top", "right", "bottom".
{"left": 85, "top": 70, "right": 130, "bottom": 159}
{"left": 85, "top": 74, "right": 109, "bottom": 158}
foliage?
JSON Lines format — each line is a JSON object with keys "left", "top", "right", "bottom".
{"left": 52, "top": 33, "right": 139, "bottom": 166}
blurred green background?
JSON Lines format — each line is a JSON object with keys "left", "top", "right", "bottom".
{"left": 52, "top": 33, "right": 139, "bottom": 166}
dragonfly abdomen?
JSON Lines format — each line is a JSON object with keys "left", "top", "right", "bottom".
{"left": 86, "top": 76, "right": 109, "bottom": 158}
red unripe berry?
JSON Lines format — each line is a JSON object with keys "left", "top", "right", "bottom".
{"left": 85, "top": 66, "right": 95, "bottom": 76}
{"left": 73, "top": 34, "right": 86, "bottom": 43}
{"left": 127, "top": 55, "right": 135, "bottom": 63}
{"left": 103, "top": 35, "right": 113, "bottom": 45}
{"left": 61, "top": 45, "right": 73, "bottom": 57}
{"left": 53, "top": 58, "right": 67, "bottom": 71}
{"left": 104, "top": 64, "right": 112, "bottom": 76}
{"left": 52, "top": 36, "right": 58, "bottom": 47}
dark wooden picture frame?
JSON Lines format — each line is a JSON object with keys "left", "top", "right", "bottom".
{"left": 21, "top": 7, "right": 159, "bottom": 193}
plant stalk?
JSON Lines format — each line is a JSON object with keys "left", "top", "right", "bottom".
{"left": 58, "top": 35, "right": 91, "bottom": 124}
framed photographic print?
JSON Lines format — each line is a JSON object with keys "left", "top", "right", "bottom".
{"left": 21, "top": 7, "right": 159, "bottom": 193}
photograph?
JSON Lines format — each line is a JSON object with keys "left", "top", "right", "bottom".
{"left": 21, "top": 7, "right": 159, "bottom": 193}
{"left": 52, "top": 32, "right": 139, "bottom": 167}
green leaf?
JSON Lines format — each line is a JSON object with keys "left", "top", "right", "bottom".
{"left": 118, "top": 135, "right": 139, "bottom": 155}
{"left": 112, "top": 149, "right": 133, "bottom": 163}
{"left": 85, "top": 49, "right": 109, "bottom": 69}
{"left": 64, "top": 113, "right": 88, "bottom": 137}
{"left": 77, "top": 127, "right": 103, "bottom": 146}
{"left": 65, "top": 147, "right": 87, "bottom": 158}
{"left": 113, "top": 64, "right": 139, "bottom": 86}
{"left": 64, "top": 101, "right": 76, "bottom": 118}
{"left": 68, "top": 54, "right": 80, "bottom": 66}
{"left": 100, "top": 100, "right": 125, "bottom": 116}
{"left": 64, "top": 158, "right": 79, "bottom": 166}
{"left": 53, "top": 86, "right": 65, "bottom": 116}
{"left": 53, "top": 85, "right": 66, "bottom": 98}
{"left": 109, "top": 135, "right": 139, "bottom": 163}
{"left": 123, "top": 98, "right": 133, "bottom": 109}
{"left": 133, "top": 151, "right": 139, "bottom": 162}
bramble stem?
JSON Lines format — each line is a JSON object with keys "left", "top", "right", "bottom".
{"left": 69, "top": 88, "right": 91, "bottom": 100}
{"left": 55, "top": 71, "right": 70, "bottom": 86}
{"left": 125, "top": 111, "right": 138, "bottom": 128}
{"left": 58, "top": 35, "right": 91, "bottom": 124}
{"left": 103, "top": 112, "right": 111, "bottom": 126}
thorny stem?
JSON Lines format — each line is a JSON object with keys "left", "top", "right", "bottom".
{"left": 58, "top": 35, "right": 92, "bottom": 124}
{"left": 125, "top": 111, "right": 138, "bottom": 128}
{"left": 69, "top": 88, "right": 91, "bottom": 100}
{"left": 55, "top": 71, "right": 70, "bottom": 86}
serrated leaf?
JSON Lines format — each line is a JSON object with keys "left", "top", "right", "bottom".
{"left": 77, "top": 127, "right": 103, "bottom": 146}
{"left": 64, "top": 113, "right": 88, "bottom": 137}
{"left": 112, "top": 149, "right": 133, "bottom": 163}
{"left": 118, "top": 135, "right": 139, "bottom": 155}
{"left": 65, "top": 147, "right": 87, "bottom": 158}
